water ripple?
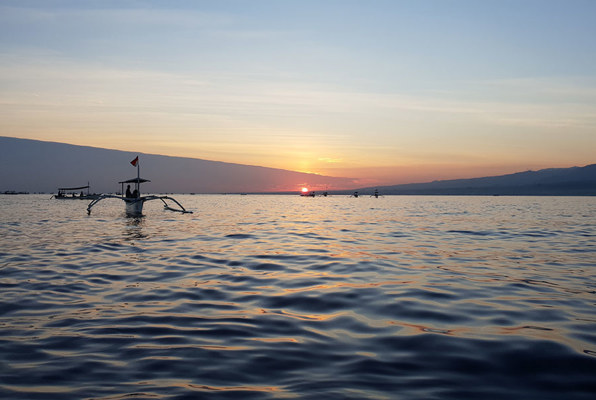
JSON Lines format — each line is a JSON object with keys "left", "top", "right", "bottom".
{"left": 1, "top": 195, "right": 595, "bottom": 399}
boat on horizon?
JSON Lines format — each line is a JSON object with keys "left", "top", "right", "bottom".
{"left": 53, "top": 184, "right": 100, "bottom": 200}
{"left": 2, "top": 190, "right": 29, "bottom": 195}
{"left": 370, "top": 189, "right": 382, "bottom": 198}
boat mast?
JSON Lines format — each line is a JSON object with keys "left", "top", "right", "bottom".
{"left": 136, "top": 158, "right": 140, "bottom": 196}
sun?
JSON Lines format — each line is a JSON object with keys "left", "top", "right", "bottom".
{"left": 301, "top": 187, "right": 309, "bottom": 193}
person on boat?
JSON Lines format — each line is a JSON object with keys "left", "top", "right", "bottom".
{"left": 132, "top": 189, "right": 139, "bottom": 198}
{"left": 126, "top": 185, "right": 132, "bottom": 198}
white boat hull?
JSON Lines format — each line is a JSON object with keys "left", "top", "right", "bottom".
{"left": 125, "top": 199, "right": 144, "bottom": 216}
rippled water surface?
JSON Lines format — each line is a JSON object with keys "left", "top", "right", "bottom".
{"left": 1, "top": 194, "right": 595, "bottom": 399}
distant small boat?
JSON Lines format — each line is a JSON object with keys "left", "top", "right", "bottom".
{"left": 370, "top": 189, "right": 382, "bottom": 198}
{"left": 53, "top": 184, "right": 99, "bottom": 200}
{"left": 86, "top": 157, "right": 192, "bottom": 216}
{"left": 2, "top": 190, "right": 29, "bottom": 195}
{"left": 350, "top": 191, "right": 359, "bottom": 198}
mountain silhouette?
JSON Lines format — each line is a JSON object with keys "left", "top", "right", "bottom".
{"left": 0, "top": 136, "right": 357, "bottom": 193}
{"left": 359, "top": 165, "right": 596, "bottom": 196}
{"left": 2, "top": 136, "right": 594, "bottom": 195}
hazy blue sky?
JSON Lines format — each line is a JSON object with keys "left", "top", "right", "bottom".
{"left": 1, "top": 0, "right": 595, "bottom": 186}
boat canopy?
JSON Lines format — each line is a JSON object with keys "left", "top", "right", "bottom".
{"left": 118, "top": 178, "right": 151, "bottom": 184}
{"left": 58, "top": 185, "right": 90, "bottom": 191}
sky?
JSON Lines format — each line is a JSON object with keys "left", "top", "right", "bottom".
{"left": 1, "top": 0, "right": 595, "bottom": 187}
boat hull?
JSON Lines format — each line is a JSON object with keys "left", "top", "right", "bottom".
{"left": 124, "top": 199, "right": 144, "bottom": 216}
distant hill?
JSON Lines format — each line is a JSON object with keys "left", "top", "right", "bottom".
{"left": 358, "top": 164, "right": 596, "bottom": 196}
{"left": 3, "top": 136, "right": 594, "bottom": 196}
{"left": 0, "top": 136, "right": 357, "bottom": 193}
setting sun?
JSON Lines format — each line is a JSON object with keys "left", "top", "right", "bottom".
{"left": 301, "top": 187, "right": 309, "bottom": 193}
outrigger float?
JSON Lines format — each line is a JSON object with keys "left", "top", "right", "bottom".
{"left": 86, "top": 156, "right": 192, "bottom": 216}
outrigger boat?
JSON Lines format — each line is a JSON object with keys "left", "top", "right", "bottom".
{"left": 86, "top": 156, "right": 192, "bottom": 216}
{"left": 53, "top": 184, "right": 99, "bottom": 200}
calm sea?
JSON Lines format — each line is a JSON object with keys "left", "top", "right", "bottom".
{"left": 1, "top": 194, "right": 595, "bottom": 399}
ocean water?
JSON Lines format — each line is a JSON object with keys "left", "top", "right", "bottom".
{"left": 1, "top": 194, "right": 595, "bottom": 400}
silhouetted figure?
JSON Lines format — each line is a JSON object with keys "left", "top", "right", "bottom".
{"left": 126, "top": 185, "right": 132, "bottom": 198}
{"left": 351, "top": 191, "right": 359, "bottom": 198}
{"left": 132, "top": 189, "right": 139, "bottom": 198}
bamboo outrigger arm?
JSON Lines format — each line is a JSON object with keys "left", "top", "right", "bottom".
{"left": 145, "top": 195, "right": 193, "bottom": 214}
{"left": 87, "top": 194, "right": 121, "bottom": 214}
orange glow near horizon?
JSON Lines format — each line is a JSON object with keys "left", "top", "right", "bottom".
{"left": 1, "top": 2, "right": 595, "bottom": 190}
{"left": 301, "top": 187, "right": 309, "bottom": 193}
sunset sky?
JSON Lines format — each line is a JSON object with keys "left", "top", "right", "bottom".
{"left": 1, "top": 0, "right": 595, "bottom": 187}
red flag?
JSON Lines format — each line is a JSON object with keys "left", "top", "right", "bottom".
{"left": 130, "top": 156, "right": 138, "bottom": 166}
